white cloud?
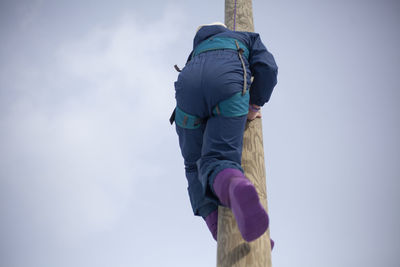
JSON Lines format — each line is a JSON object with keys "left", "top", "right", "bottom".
{"left": 0, "top": 3, "right": 186, "bottom": 247}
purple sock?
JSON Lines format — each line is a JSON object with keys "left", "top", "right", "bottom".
{"left": 213, "top": 168, "right": 269, "bottom": 242}
{"left": 204, "top": 209, "right": 218, "bottom": 241}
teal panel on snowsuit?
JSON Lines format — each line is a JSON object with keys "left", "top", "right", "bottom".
{"left": 213, "top": 90, "right": 249, "bottom": 117}
{"left": 175, "top": 106, "right": 203, "bottom": 129}
{"left": 193, "top": 37, "right": 249, "bottom": 60}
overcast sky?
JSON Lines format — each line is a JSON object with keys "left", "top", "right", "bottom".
{"left": 0, "top": 0, "right": 399, "bottom": 267}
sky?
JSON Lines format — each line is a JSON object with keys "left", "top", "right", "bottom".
{"left": 0, "top": 0, "right": 399, "bottom": 266}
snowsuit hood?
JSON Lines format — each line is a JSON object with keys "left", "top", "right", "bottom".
{"left": 193, "top": 25, "right": 229, "bottom": 48}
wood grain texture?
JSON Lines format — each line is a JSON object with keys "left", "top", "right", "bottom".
{"left": 217, "top": 1, "right": 272, "bottom": 266}
{"left": 224, "top": 0, "right": 254, "bottom": 32}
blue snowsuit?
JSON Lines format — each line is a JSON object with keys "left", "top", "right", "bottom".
{"left": 173, "top": 25, "right": 277, "bottom": 218}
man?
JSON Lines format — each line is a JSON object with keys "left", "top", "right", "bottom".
{"left": 171, "top": 22, "right": 277, "bottom": 242}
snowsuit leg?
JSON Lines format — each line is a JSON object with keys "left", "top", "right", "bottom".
{"left": 197, "top": 114, "right": 247, "bottom": 203}
{"left": 175, "top": 114, "right": 247, "bottom": 217}
{"left": 175, "top": 124, "right": 218, "bottom": 218}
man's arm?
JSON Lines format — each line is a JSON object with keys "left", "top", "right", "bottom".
{"left": 248, "top": 34, "right": 278, "bottom": 107}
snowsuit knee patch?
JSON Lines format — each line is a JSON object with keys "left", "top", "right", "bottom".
{"left": 175, "top": 107, "right": 204, "bottom": 129}
{"left": 213, "top": 90, "right": 250, "bottom": 117}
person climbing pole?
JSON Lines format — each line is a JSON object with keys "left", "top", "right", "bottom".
{"left": 170, "top": 22, "right": 278, "bottom": 243}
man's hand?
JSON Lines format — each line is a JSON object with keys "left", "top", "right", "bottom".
{"left": 247, "top": 104, "right": 262, "bottom": 121}
{"left": 247, "top": 110, "right": 262, "bottom": 121}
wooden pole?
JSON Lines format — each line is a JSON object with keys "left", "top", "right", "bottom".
{"left": 217, "top": 1, "right": 272, "bottom": 266}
